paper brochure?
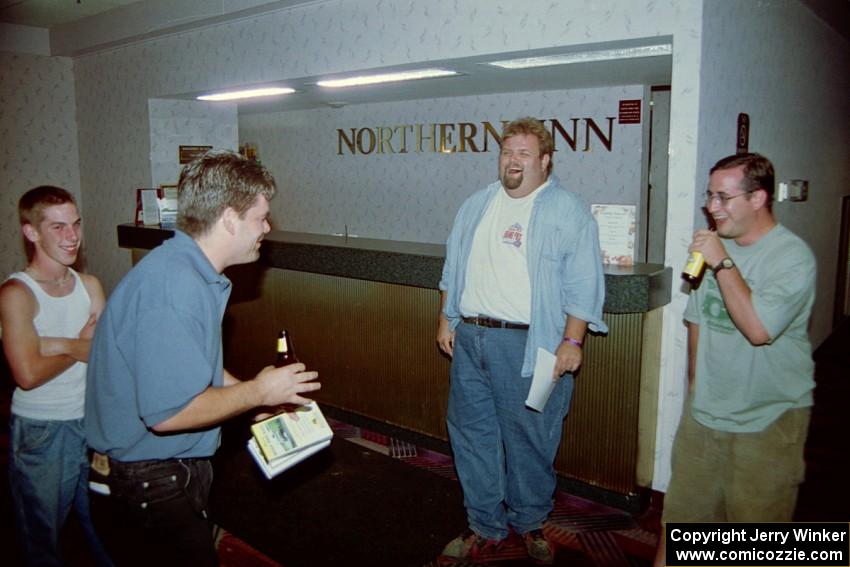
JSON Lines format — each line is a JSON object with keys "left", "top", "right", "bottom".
{"left": 525, "top": 348, "right": 557, "bottom": 412}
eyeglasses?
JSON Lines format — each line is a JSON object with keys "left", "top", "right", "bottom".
{"left": 704, "top": 190, "right": 751, "bottom": 208}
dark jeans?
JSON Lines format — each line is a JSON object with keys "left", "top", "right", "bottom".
{"left": 89, "top": 456, "right": 217, "bottom": 567}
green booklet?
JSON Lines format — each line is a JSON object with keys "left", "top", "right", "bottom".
{"left": 248, "top": 401, "right": 333, "bottom": 478}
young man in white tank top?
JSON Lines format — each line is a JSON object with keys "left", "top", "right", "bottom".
{"left": 0, "top": 186, "right": 110, "bottom": 566}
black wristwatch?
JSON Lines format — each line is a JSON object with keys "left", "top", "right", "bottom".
{"left": 712, "top": 257, "right": 735, "bottom": 275}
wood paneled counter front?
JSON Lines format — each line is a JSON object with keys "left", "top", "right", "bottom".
{"left": 118, "top": 224, "right": 671, "bottom": 501}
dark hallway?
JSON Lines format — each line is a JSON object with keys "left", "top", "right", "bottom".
{"left": 793, "top": 317, "right": 850, "bottom": 522}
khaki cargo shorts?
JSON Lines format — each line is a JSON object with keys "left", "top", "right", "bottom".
{"left": 662, "top": 401, "right": 810, "bottom": 524}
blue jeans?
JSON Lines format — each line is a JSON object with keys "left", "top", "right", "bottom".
{"left": 9, "top": 415, "right": 113, "bottom": 567}
{"left": 447, "top": 323, "right": 573, "bottom": 540}
{"left": 89, "top": 456, "right": 217, "bottom": 567}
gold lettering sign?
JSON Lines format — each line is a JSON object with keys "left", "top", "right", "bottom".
{"left": 336, "top": 118, "right": 616, "bottom": 156}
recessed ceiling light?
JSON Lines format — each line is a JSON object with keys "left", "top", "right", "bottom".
{"left": 197, "top": 87, "right": 295, "bottom": 101}
{"left": 487, "top": 44, "right": 672, "bottom": 69}
{"left": 317, "top": 68, "right": 458, "bottom": 88}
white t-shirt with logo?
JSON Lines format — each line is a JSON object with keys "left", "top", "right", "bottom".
{"left": 460, "top": 182, "right": 547, "bottom": 324}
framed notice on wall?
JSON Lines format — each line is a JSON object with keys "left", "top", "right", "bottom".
{"left": 179, "top": 145, "right": 213, "bottom": 164}
{"left": 591, "top": 204, "right": 636, "bottom": 266}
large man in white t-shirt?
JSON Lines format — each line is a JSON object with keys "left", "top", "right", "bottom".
{"left": 436, "top": 117, "right": 607, "bottom": 564}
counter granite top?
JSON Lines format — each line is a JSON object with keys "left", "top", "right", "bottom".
{"left": 117, "top": 224, "right": 671, "bottom": 313}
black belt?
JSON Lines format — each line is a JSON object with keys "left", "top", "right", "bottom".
{"left": 90, "top": 451, "right": 209, "bottom": 479}
{"left": 461, "top": 316, "right": 529, "bottom": 330}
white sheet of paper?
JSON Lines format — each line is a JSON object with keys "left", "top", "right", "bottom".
{"left": 140, "top": 189, "right": 160, "bottom": 226}
{"left": 525, "top": 348, "right": 556, "bottom": 412}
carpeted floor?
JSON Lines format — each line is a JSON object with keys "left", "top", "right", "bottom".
{"left": 209, "top": 417, "right": 659, "bottom": 567}
{"left": 210, "top": 418, "right": 469, "bottom": 567}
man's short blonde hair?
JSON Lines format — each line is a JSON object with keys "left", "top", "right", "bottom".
{"left": 502, "top": 117, "right": 554, "bottom": 175}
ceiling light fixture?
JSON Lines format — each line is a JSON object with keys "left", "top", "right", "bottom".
{"left": 317, "top": 68, "right": 458, "bottom": 88}
{"left": 197, "top": 87, "right": 295, "bottom": 101}
{"left": 486, "top": 44, "right": 672, "bottom": 70}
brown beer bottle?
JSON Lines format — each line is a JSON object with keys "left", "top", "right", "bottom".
{"left": 275, "top": 330, "right": 297, "bottom": 366}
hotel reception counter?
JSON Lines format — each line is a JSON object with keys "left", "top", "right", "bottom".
{"left": 118, "top": 224, "right": 672, "bottom": 499}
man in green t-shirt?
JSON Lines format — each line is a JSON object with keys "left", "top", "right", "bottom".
{"left": 655, "top": 153, "right": 816, "bottom": 567}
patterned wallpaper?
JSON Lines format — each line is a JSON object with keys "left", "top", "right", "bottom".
{"left": 240, "top": 85, "right": 645, "bottom": 244}
{"left": 69, "top": 0, "right": 703, "bottom": 295}
{"left": 149, "top": 99, "right": 238, "bottom": 187}
{"left": 0, "top": 52, "right": 82, "bottom": 281}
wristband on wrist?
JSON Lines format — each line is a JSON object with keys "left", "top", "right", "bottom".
{"left": 563, "top": 337, "right": 583, "bottom": 348}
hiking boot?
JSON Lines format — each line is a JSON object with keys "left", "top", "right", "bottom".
{"left": 441, "top": 528, "right": 504, "bottom": 559}
{"left": 523, "top": 529, "right": 554, "bottom": 564}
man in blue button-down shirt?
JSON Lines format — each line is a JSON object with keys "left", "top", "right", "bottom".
{"left": 85, "top": 150, "right": 321, "bottom": 566}
{"left": 436, "top": 117, "right": 606, "bottom": 564}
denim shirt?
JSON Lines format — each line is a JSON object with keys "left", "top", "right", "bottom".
{"left": 440, "top": 175, "right": 607, "bottom": 376}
